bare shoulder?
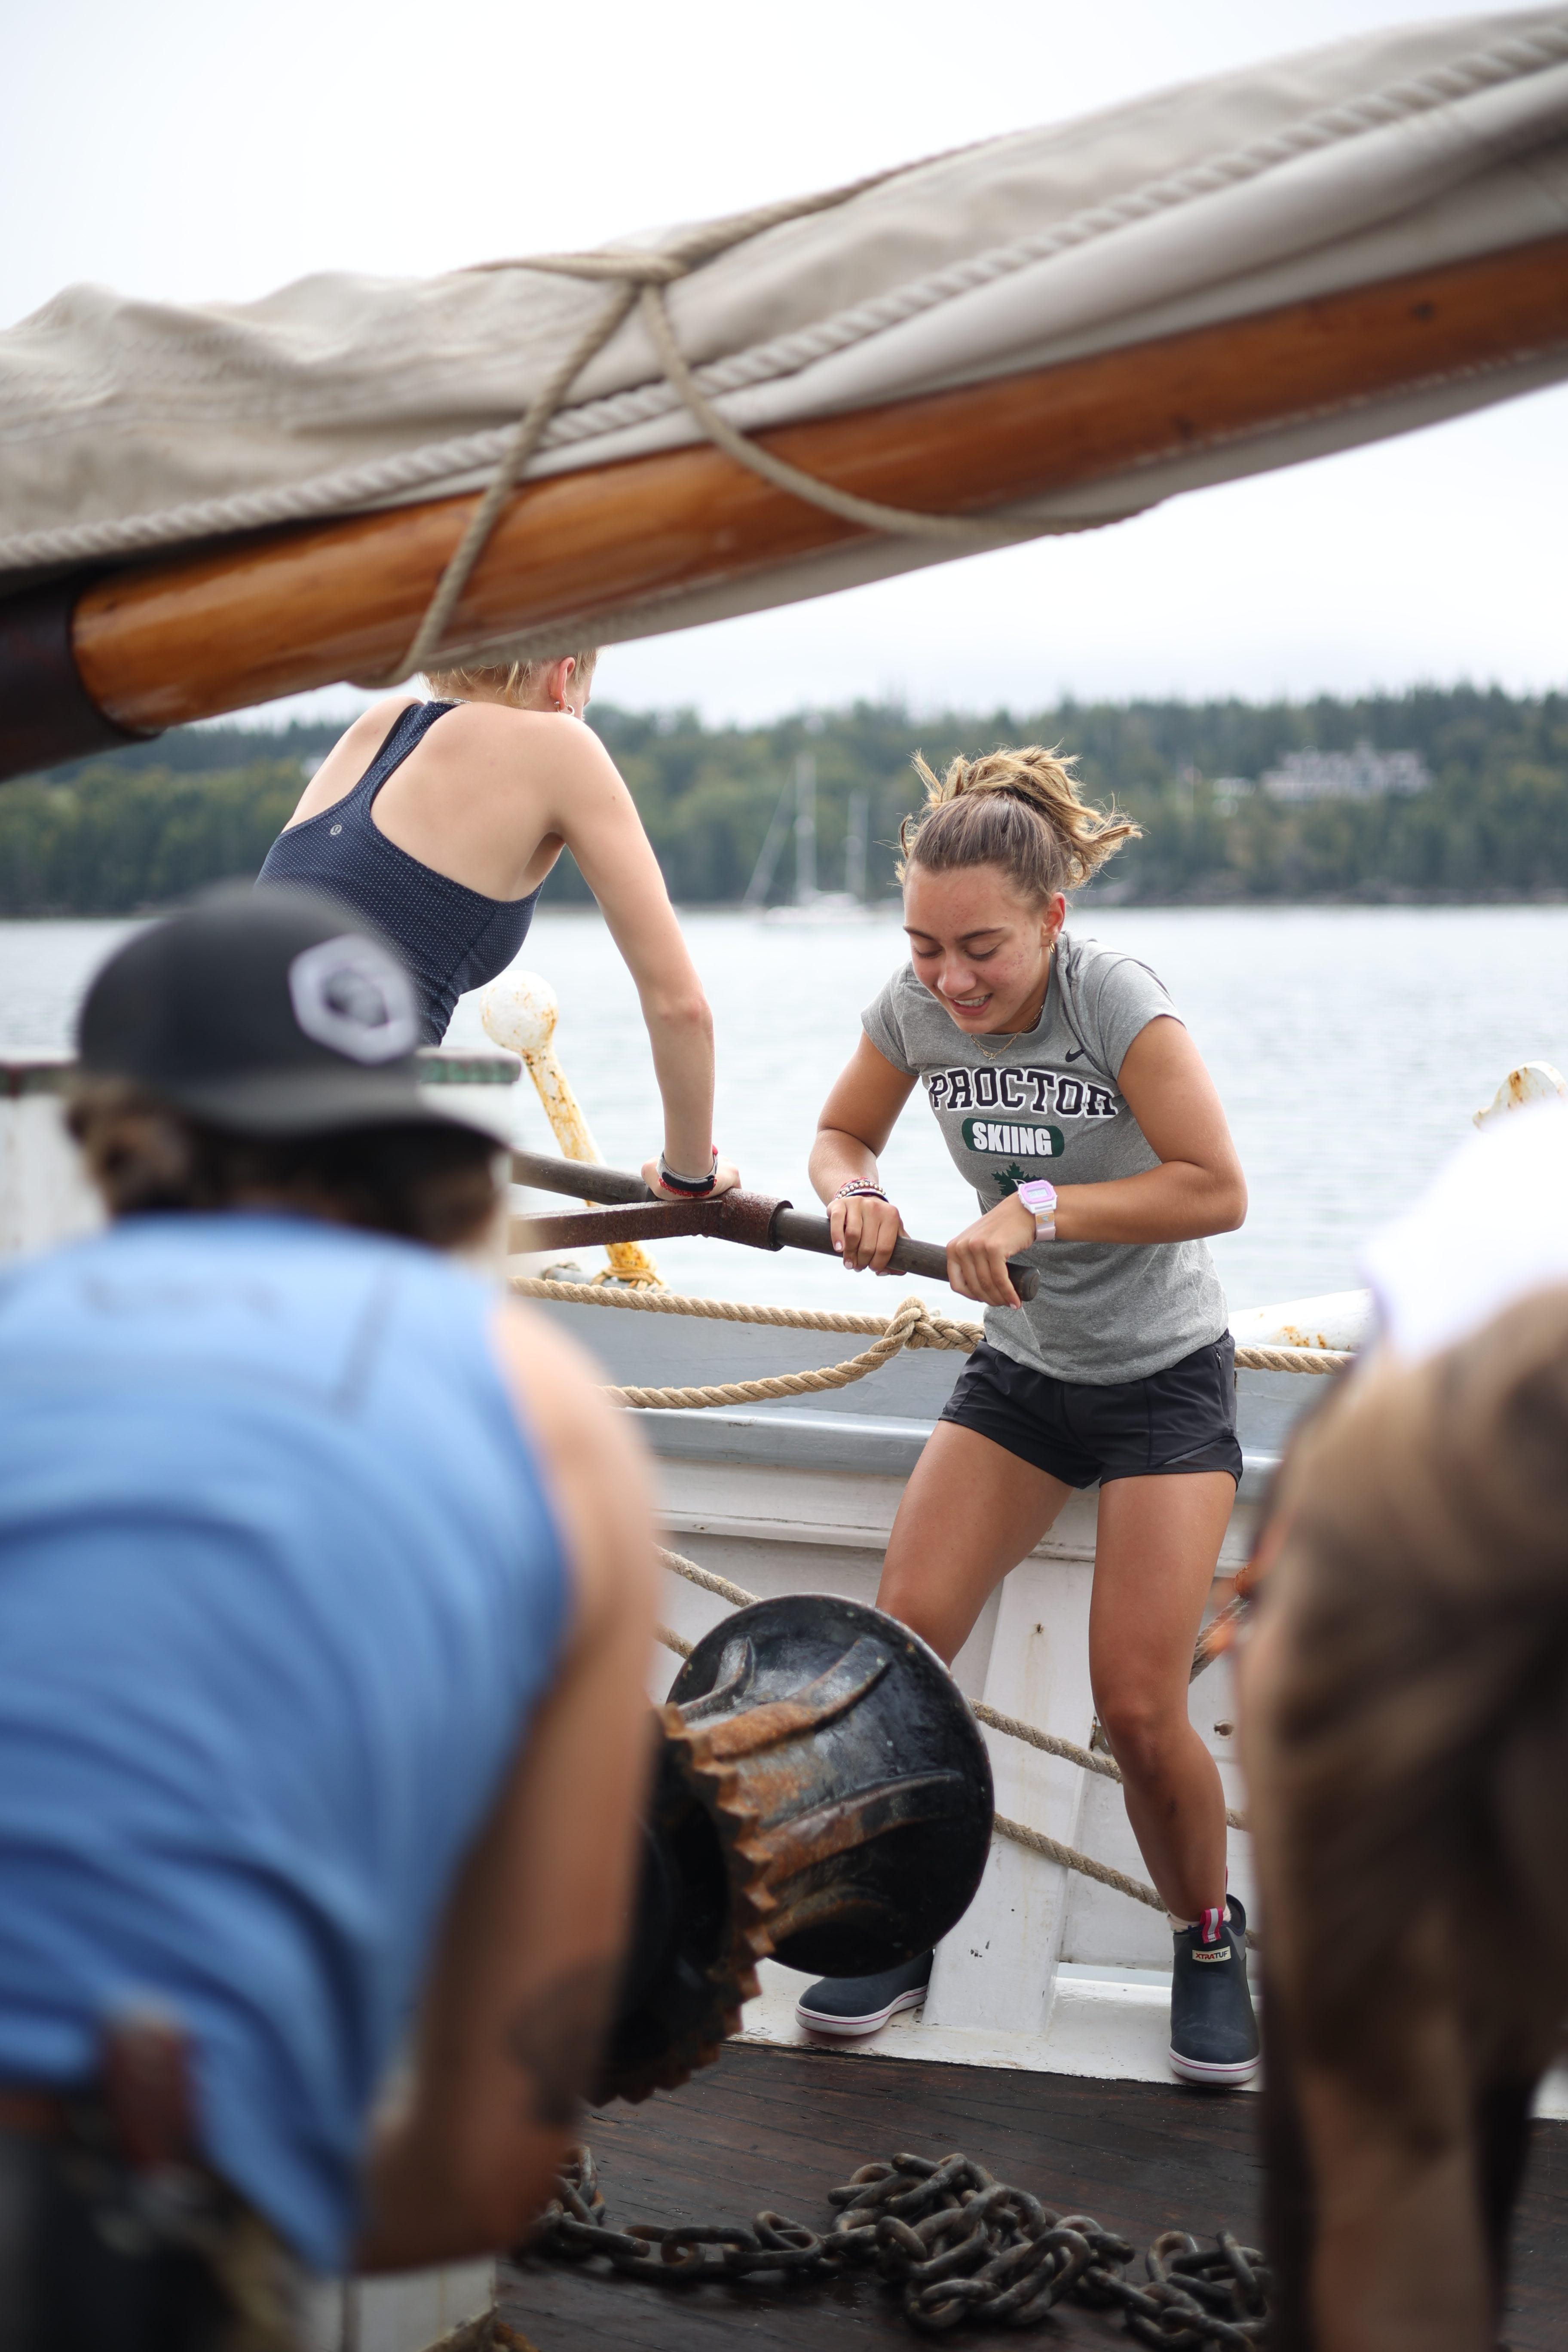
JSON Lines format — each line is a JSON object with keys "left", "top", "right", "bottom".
{"left": 438, "top": 704, "right": 616, "bottom": 763}
{"left": 486, "top": 1296, "right": 622, "bottom": 1449}
{"left": 1117, "top": 1013, "right": 1202, "bottom": 1083}
{"left": 486, "top": 1298, "right": 656, "bottom": 1627}
{"left": 418, "top": 705, "right": 626, "bottom": 810}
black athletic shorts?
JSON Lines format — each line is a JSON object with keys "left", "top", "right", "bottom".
{"left": 938, "top": 1333, "right": 1243, "bottom": 1489}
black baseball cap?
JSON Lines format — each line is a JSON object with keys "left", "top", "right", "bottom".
{"left": 77, "top": 884, "right": 486, "bottom": 1139}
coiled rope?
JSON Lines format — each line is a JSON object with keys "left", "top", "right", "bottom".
{"left": 654, "top": 1545, "right": 1251, "bottom": 1929}
{"left": 510, "top": 1273, "right": 1351, "bottom": 1409}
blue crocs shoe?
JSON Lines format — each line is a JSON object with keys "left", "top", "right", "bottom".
{"left": 1169, "top": 1897, "right": 1260, "bottom": 2086}
{"left": 794, "top": 1950, "right": 934, "bottom": 2038}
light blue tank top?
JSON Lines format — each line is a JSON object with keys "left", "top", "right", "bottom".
{"left": 0, "top": 1214, "right": 569, "bottom": 2271}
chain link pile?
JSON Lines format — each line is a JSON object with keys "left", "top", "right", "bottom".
{"left": 531, "top": 2146, "right": 1270, "bottom": 2341}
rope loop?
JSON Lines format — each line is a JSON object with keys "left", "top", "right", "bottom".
{"left": 605, "top": 1291, "right": 935, "bottom": 1411}
{"left": 375, "top": 156, "right": 1032, "bottom": 687}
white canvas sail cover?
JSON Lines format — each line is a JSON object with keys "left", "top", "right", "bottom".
{"left": 2, "top": 9, "right": 1566, "bottom": 655}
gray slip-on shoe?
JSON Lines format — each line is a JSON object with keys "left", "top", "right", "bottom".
{"left": 794, "top": 1950, "right": 934, "bottom": 2038}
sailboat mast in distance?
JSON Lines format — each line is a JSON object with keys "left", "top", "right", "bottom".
{"left": 794, "top": 754, "right": 817, "bottom": 908}
{"left": 845, "top": 789, "right": 869, "bottom": 903}
{"left": 742, "top": 780, "right": 793, "bottom": 910}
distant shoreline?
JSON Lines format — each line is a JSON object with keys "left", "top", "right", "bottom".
{"left": 8, "top": 683, "right": 1565, "bottom": 918}
{"left": 6, "top": 888, "right": 1568, "bottom": 924}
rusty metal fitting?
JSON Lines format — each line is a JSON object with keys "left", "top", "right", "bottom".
{"left": 597, "top": 1595, "right": 993, "bottom": 2103}
{"left": 713, "top": 1188, "right": 790, "bottom": 1253}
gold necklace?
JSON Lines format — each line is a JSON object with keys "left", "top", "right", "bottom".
{"left": 974, "top": 950, "right": 1053, "bottom": 1060}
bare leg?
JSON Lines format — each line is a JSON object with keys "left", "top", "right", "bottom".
{"left": 876, "top": 1423, "right": 1073, "bottom": 1664}
{"left": 1089, "top": 1473, "right": 1234, "bottom": 1923}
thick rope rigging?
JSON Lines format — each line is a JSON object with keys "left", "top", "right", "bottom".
{"left": 509, "top": 1272, "right": 1352, "bottom": 1393}
{"left": 600, "top": 1293, "right": 940, "bottom": 1411}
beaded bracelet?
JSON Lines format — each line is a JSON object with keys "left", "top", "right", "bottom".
{"left": 836, "top": 1179, "right": 889, "bottom": 1204}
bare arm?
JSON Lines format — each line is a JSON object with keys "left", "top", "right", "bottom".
{"left": 949, "top": 1016, "right": 1247, "bottom": 1307}
{"left": 544, "top": 730, "right": 732, "bottom": 1190}
{"left": 808, "top": 1034, "right": 919, "bottom": 1276}
{"left": 355, "top": 1306, "right": 658, "bottom": 2268}
{"left": 1052, "top": 1015, "right": 1246, "bottom": 1244}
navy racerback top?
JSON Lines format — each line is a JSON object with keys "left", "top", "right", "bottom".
{"left": 258, "top": 701, "right": 544, "bottom": 1042}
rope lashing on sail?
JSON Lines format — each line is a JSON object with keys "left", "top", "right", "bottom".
{"left": 653, "top": 1545, "right": 1252, "bottom": 1931}
{"left": 376, "top": 163, "right": 1040, "bottom": 687}
{"left": 350, "top": 12, "right": 1568, "bottom": 690}
{"left": 508, "top": 1273, "right": 1352, "bottom": 1385}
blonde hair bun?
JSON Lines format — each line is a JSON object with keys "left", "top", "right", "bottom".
{"left": 899, "top": 744, "right": 1139, "bottom": 900}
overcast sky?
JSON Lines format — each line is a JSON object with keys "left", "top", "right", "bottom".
{"left": 5, "top": 0, "right": 1562, "bottom": 727}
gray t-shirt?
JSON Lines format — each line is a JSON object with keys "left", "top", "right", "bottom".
{"left": 862, "top": 930, "right": 1229, "bottom": 1385}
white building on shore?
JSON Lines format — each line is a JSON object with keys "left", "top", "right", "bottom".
{"left": 1260, "top": 743, "right": 1430, "bottom": 802}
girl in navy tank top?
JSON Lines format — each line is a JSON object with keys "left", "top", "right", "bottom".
{"left": 260, "top": 650, "right": 740, "bottom": 1203}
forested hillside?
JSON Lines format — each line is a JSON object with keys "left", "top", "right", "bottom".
{"left": 5, "top": 686, "right": 1565, "bottom": 914}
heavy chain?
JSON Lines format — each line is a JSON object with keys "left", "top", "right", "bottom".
{"left": 530, "top": 2146, "right": 1270, "bottom": 2341}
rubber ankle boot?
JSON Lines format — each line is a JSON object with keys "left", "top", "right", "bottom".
{"left": 1169, "top": 1898, "right": 1260, "bottom": 2086}
{"left": 794, "top": 1950, "right": 934, "bottom": 2038}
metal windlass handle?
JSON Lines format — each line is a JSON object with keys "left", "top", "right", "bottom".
{"left": 509, "top": 1148, "right": 1039, "bottom": 1304}
{"left": 511, "top": 1148, "right": 649, "bottom": 1206}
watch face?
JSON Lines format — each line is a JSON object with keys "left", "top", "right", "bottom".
{"left": 1017, "top": 1179, "right": 1057, "bottom": 1213}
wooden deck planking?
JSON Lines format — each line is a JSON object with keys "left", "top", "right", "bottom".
{"left": 499, "top": 2041, "right": 1568, "bottom": 2349}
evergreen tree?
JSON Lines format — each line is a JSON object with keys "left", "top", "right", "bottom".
{"left": 6, "top": 689, "right": 1565, "bottom": 914}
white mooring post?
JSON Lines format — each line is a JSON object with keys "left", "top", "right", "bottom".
{"left": 483, "top": 966, "right": 662, "bottom": 1286}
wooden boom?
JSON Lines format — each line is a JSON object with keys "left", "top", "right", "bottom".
{"left": 3, "top": 232, "right": 1566, "bottom": 775}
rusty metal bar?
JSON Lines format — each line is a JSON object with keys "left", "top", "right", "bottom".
{"left": 511, "top": 1148, "right": 649, "bottom": 1205}
{"left": 509, "top": 1201, "right": 725, "bottom": 1253}
{"left": 509, "top": 1146, "right": 1040, "bottom": 1302}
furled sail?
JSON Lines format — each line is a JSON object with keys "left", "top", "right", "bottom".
{"left": 1, "top": 9, "right": 1566, "bottom": 772}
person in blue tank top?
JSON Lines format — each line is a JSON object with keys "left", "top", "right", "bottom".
{"left": 259, "top": 649, "right": 738, "bottom": 1207}
{"left": 0, "top": 887, "right": 659, "bottom": 2349}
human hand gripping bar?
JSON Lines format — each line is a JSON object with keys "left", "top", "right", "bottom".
{"left": 508, "top": 1147, "right": 1040, "bottom": 1302}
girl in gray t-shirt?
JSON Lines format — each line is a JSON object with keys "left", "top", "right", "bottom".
{"left": 795, "top": 744, "right": 1258, "bottom": 2088}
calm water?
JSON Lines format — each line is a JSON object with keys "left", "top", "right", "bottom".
{"left": 5, "top": 906, "right": 1566, "bottom": 1313}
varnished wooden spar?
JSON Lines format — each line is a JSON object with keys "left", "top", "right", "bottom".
{"left": 33, "top": 231, "right": 1568, "bottom": 738}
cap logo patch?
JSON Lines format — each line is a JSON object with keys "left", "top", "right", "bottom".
{"left": 288, "top": 937, "right": 418, "bottom": 1064}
